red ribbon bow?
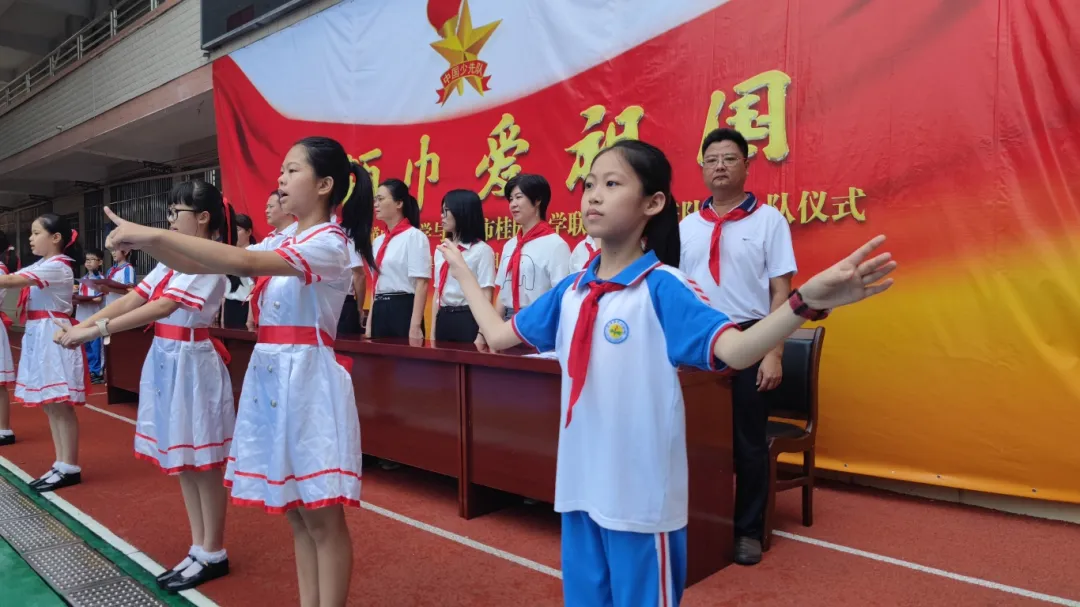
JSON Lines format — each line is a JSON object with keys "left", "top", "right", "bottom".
{"left": 507, "top": 222, "right": 556, "bottom": 312}
{"left": 700, "top": 196, "right": 759, "bottom": 285}
{"left": 565, "top": 281, "right": 626, "bottom": 427}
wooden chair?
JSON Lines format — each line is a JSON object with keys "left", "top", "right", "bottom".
{"left": 762, "top": 326, "right": 824, "bottom": 551}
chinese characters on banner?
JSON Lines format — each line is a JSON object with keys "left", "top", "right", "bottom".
{"left": 356, "top": 69, "right": 870, "bottom": 243}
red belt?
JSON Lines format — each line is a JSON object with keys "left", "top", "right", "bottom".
{"left": 154, "top": 323, "right": 231, "bottom": 365}
{"left": 256, "top": 325, "right": 352, "bottom": 373}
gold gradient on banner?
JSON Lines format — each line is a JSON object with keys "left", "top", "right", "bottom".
{"left": 801, "top": 235, "right": 1080, "bottom": 503}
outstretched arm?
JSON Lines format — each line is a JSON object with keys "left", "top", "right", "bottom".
{"left": 715, "top": 235, "right": 895, "bottom": 369}
{"left": 104, "top": 207, "right": 301, "bottom": 278}
{"left": 0, "top": 274, "right": 33, "bottom": 289}
{"left": 439, "top": 243, "right": 520, "bottom": 351}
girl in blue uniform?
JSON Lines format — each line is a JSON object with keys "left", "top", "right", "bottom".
{"left": 438, "top": 139, "right": 897, "bottom": 606}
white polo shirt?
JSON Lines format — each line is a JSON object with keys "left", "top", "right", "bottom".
{"left": 495, "top": 233, "right": 571, "bottom": 310}
{"left": 434, "top": 241, "right": 496, "bottom": 307}
{"left": 679, "top": 195, "right": 797, "bottom": 323}
{"left": 569, "top": 235, "right": 598, "bottom": 273}
{"left": 511, "top": 251, "right": 736, "bottom": 534}
{"left": 371, "top": 226, "right": 432, "bottom": 295}
{"left": 253, "top": 222, "right": 298, "bottom": 251}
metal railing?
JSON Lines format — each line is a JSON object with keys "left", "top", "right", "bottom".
{"left": 0, "top": 0, "right": 163, "bottom": 110}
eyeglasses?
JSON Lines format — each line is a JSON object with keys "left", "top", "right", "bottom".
{"left": 702, "top": 155, "right": 744, "bottom": 168}
{"left": 167, "top": 207, "right": 196, "bottom": 222}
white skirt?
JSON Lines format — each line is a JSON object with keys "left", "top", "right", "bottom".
{"left": 14, "top": 318, "right": 86, "bottom": 406}
{"left": 224, "top": 343, "right": 362, "bottom": 513}
{"left": 0, "top": 321, "right": 14, "bottom": 387}
{"left": 134, "top": 336, "right": 235, "bottom": 474}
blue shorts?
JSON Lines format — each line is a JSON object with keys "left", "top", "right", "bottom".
{"left": 561, "top": 511, "right": 687, "bottom": 607}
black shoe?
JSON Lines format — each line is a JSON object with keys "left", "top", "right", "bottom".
{"left": 734, "top": 536, "right": 763, "bottom": 566}
{"left": 35, "top": 471, "right": 81, "bottom": 492}
{"left": 155, "top": 556, "right": 195, "bottom": 589}
{"left": 0, "top": 434, "right": 13, "bottom": 446}
{"left": 28, "top": 469, "right": 57, "bottom": 489}
{"left": 164, "top": 559, "right": 229, "bottom": 592}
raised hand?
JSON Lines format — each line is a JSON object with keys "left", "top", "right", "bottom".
{"left": 799, "top": 235, "right": 896, "bottom": 310}
{"left": 103, "top": 206, "right": 157, "bottom": 251}
{"left": 436, "top": 240, "right": 471, "bottom": 281}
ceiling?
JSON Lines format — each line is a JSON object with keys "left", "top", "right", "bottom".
{"left": 0, "top": 0, "right": 107, "bottom": 86}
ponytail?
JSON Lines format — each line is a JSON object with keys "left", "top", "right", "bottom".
{"left": 341, "top": 162, "right": 377, "bottom": 271}
{"left": 380, "top": 178, "right": 421, "bottom": 229}
{"left": 597, "top": 140, "right": 681, "bottom": 267}
{"left": 37, "top": 213, "right": 83, "bottom": 265}
{"left": 0, "top": 230, "right": 18, "bottom": 271}
{"left": 222, "top": 204, "right": 240, "bottom": 246}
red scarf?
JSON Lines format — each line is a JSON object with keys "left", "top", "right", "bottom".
{"left": 507, "top": 222, "right": 556, "bottom": 311}
{"left": 106, "top": 263, "right": 129, "bottom": 281}
{"left": 17, "top": 256, "right": 73, "bottom": 324}
{"left": 699, "top": 195, "right": 759, "bottom": 285}
{"left": 436, "top": 243, "right": 466, "bottom": 306}
{"left": 565, "top": 281, "right": 626, "bottom": 427}
{"left": 368, "top": 221, "right": 412, "bottom": 295}
{"left": 584, "top": 241, "right": 601, "bottom": 269}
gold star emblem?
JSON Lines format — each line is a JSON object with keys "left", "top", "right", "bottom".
{"left": 430, "top": 0, "right": 500, "bottom": 99}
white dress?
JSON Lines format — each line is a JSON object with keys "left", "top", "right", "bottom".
{"left": 225, "top": 222, "right": 362, "bottom": 513}
{"left": 132, "top": 265, "right": 234, "bottom": 474}
{"left": 0, "top": 263, "right": 14, "bottom": 386}
{"left": 14, "top": 255, "right": 86, "bottom": 406}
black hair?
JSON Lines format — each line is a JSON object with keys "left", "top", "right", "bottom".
{"left": 235, "top": 214, "right": 254, "bottom": 232}
{"left": 169, "top": 180, "right": 238, "bottom": 246}
{"left": 0, "top": 230, "right": 18, "bottom": 271}
{"left": 295, "top": 136, "right": 376, "bottom": 271}
{"left": 86, "top": 248, "right": 104, "bottom": 260}
{"left": 700, "top": 127, "right": 750, "bottom": 159}
{"left": 378, "top": 178, "right": 421, "bottom": 229}
{"left": 504, "top": 173, "right": 552, "bottom": 220}
{"left": 595, "top": 140, "right": 681, "bottom": 267}
{"left": 441, "top": 189, "right": 486, "bottom": 244}
{"left": 36, "top": 213, "right": 84, "bottom": 265}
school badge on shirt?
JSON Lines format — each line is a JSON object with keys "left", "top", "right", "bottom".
{"left": 604, "top": 319, "right": 629, "bottom": 344}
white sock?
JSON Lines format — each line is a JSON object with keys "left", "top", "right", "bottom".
{"left": 0, "top": 429, "right": 13, "bottom": 437}
{"left": 172, "top": 545, "right": 200, "bottom": 572}
{"left": 39, "top": 463, "right": 60, "bottom": 480}
{"left": 55, "top": 462, "right": 81, "bottom": 475}
{"left": 42, "top": 471, "right": 62, "bottom": 484}
{"left": 201, "top": 548, "right": 227, "bottom": 564}
{"left": 179, "top": 546, "right": 211, "bottom": 579}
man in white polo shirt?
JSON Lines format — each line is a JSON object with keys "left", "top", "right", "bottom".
{"left": 679, "top": 128, "right": 797, "bottom": 565}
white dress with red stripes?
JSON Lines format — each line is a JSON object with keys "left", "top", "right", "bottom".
{"left": 225, "top": 222, "right": 362, "bottom": 513}
{"left": 0, "top": 264, "right": 14, "bottom": 386}
{"left": 14, "top": 255, "right": 86, "bottom": 406}
{"left": 131, "top": 265, "right": 234, "bottom": 474}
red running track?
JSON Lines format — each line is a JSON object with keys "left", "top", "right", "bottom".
{"left": 1, "top": 389, "right": 1078, "bottom": 606}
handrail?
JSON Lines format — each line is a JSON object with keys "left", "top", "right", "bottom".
{"left": 0, "top": 0, "right": 163, "bottom": 110}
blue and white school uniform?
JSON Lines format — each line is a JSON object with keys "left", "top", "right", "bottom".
{"left": 131, "top": 265, "right": 234, "bottom": 474}
{"left": 104, "top": 262, "right": 136, "bottom": 306}
{"left": 0, "top": 263, "right": 15, "bottom": 386}
{"left": 225, "top": 222, "right": 362, "bottom": 513}
{"left": 76, "top": 271, "right": 104, "bottom": 377}
{"left": 510, "top": 251, "right": 737, "bottom": 607}
{"left": 14, "top": 255, "right": 86, "bottom": 406}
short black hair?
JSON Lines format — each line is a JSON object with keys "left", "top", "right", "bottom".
{"left": 441, "top": 189, "right": 486, "bottom": 244}
{"left": 504, "top": 173, "right": 552, "bottom": 220}
{"left": 86, "top": 248, "right": 104, "bottom": 259}
{"left": 234, "top": 213, "right": 254, "bottom": 231}
{"left": 700, "top": 128, "right": 749, "bottom": 159}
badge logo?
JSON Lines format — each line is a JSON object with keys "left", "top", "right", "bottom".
{"left": 604, "top": 319, "right": 629, "bottom": 344}
{"left": 427, "top": 0, "right": 501, "bottom": 105}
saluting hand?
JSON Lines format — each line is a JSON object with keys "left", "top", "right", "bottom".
{"left": 799, "top": 235, "right": 896, "bottom": 311}
{"left": 436, "top": 240, "right": 470, "bottom": 281}
{"left": 104, "top": 207, "right": 156, "bottom": 251}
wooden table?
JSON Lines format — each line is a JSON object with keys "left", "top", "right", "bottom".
{"left": 106, "top": 329, "right": 735, "bottom": 584}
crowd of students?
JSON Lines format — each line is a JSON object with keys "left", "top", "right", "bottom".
{"left": 0, "top": 129, "right": 896, "bottom": 607}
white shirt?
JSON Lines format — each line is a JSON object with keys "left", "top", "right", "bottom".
{"left": 371, "top": 226, "right": 431, "bottom": 295}
{"left": 678, "top": 196, "right": 797, "bottom": 324}
{"left": 569, "top": 236, "right": 599, "bottom": 273}
{"left": 495, "top": 232, "right": 571, "bottom": 310}
{"left": 16, "top": 255, "right": 75, "bottom": 317}
{"left": 134, "top": 264, "right": 227, "bottom": 327}
{"left": 104, "top": 262, "right": 136, "bottom": 306}
{"left": 74, "top": 271, "right": 104, "bottom": 322}
{"left": 255, "top": 222, "right": 351, "bottom": 338}
{"left": 511, "top": 251, "right": 735, "bottom": 534}
{"left": 433, "top": 241, "right": 496, "bottom": 307}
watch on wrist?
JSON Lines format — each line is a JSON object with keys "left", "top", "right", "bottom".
{"left": 788, "top": 289, "right": 830, "bottom": 321}
{"left": 95, "top": 319, "right": 110, "bottom": 337}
